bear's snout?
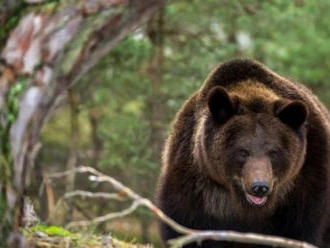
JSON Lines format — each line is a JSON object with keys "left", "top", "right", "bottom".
{"left": 241, "top": 157, "right": 274, "bottom": 206}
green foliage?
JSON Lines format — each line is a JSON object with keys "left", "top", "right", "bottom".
{"left": 0, "top": 76, "right": 29, "bottom": 247}
{"left": 0, "top": 1, "right": 27, "bottom": 45}
{"left": 0, "top": 77, "right": 29, "bottom": 181}
{"left": 24, "top": 224, "right": 151, "bottom": 248}
{"left": 0, "top": 192, "right": 9, "bottom": 247}
{"left": 24, "top": 225, "right": 98, "bottom": 247}
{"left": 29, "top": 224, "right": 76, "bottom": 237}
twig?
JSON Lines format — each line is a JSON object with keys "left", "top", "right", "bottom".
{"left": 49, "top": 166, "right": 193, "bottom": 235}
{"left": 67, "top": 199, "right": 141, "bottom": 228}
{"left": 48, "top": 190, "right": 125, "bottom": 222}
{"left": 49, "top": 166, "right": 318, "bottom": 248}
{"left": 64, "top": 190, "right": 126, "bottom": 201}
{"left": 71, "top": 201, "right": 93, "bottom": 220}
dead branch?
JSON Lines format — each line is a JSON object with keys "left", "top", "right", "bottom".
{"left": 49, "top": 166, "right": 318, "bottom": 248}
{"left": 168, "top": 231, "right": 317, "bottom": 248}
{"left": 50, "top": 166, "right": 195, "bottom": 235}
{"left": 48, "top": 190, "right": 126, "bottom": 222}
{"left": 67, "top": 199, "right": 141, "bottom": 228}
{"left": 63, "top": 190, "right": 126, "bottom": 201}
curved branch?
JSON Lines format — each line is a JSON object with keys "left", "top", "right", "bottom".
{"left": 64, "top": 190, "right": 126, "bottom": 201}
{"left": 169, "top": 231, "right": 317, "bottom": 248}
{"left": 49, "top": 166, "right": 318, "bottom": 248}
{"left": 67, "top": 199, "right": 141, "bottom": 228}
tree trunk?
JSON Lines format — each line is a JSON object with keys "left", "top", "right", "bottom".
{"left": 141, "top": 8, "right": 165, "bottom": 243}
{"left": 88, "top": 106, "right": 103, "bottom": 167}
{"left": 147, "top": 8, "right": 165, "bottom": 162}
{"left": 64, "top": 89, "right": 80, "bottom": 222}
{"left": 0, "top": 0, "right": 167, "bottom": 246}
{"left": 140, "top": 216, "right": 150, "bottom": 244}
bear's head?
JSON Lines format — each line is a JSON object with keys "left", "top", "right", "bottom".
{"left": 195, "top": 84, "right": 308, "bottom": 214}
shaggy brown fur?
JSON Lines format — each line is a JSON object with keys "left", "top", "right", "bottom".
{"left": 156, "top": 59, "right": 330, "bottom": 248}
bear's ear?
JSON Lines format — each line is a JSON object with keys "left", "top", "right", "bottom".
{"left": 275, "top": 100, "right": 308, "bottom": 129}
{"left": 207, "top": 86, "right": 237, "bottom": 123}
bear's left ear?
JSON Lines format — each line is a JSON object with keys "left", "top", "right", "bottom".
{"left": 275, "top": 100, "right": 308, "bottom": 129}
{"left": 207, "top": 86, "right": 237, "bottom": 124}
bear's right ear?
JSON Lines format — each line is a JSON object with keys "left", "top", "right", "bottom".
{"left": 207, "top": 86, "right": 236, "bottom": 123}
{"left": 274, "top": 100, "right": 308, "bottom": 129}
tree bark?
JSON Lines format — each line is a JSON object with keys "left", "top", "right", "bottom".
{"left": 141, "top": 8, "right": 166, "bottom": 243}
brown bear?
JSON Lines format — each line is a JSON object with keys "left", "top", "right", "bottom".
{"left": 156, "top": 59, "right": 330, "bottom": 248}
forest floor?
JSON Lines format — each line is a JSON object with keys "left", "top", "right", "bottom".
{"left": 24, "top": 225, "right": 154, "bottom": 248}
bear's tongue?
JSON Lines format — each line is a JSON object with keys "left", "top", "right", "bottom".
{"left": 246, "top": 193, "right": 267, "bottom": 205}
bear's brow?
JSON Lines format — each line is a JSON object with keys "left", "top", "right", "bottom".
{"left": 223, "top": 125, "right": 242, "bottom": 146}
{"left": 224, "top": 121, "right": 252, "bottom": 147}
{"left": 246, "top": 98, "right": 269, "bottom": 113}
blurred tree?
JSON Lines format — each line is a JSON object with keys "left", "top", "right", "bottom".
{"left": 64, "top": 89, "right": 80, "bottom": 222}
{"left": 0, "top": 0, "right": 167, "bottom": 246}
{"left": 140, "top": 8, "right": 166, "bottom": 242}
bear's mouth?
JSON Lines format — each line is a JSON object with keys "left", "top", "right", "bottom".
{"left": 245, "top": 193, "right": 268, "bottom": 206}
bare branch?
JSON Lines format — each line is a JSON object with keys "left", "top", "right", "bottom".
{"left": 62, "top": 0, "right": 168, "bottom": 87}
{"left": 168, "top": 231, "right": 318, "bottom": 248}
{"left": 63, "top": 190, "right": 126, "bottom": 201}
{"left": 67, "top": 199, "right": 141, "bottom": 228}
{"left": 49, "top": 166, "right": 318, "bottom": 248}
{"left": 49, "top": 190, "right": 125, "bottom": 222}
{"left": 49, "top": 166, "right": 194, "bottom": 235}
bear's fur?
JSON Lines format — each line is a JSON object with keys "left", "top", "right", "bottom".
{"left": 156, "top": 59, "right": 330, "bottom": 248}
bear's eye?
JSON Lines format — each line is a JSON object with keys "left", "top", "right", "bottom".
{"left": 268, "top": 150, "right": 279, "bottom": 159}
{"left": 236, "top": 149, "right": 249, "bottom": 161}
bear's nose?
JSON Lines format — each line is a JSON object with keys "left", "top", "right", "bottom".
{"left": 251, "top": 181, "right": 269, "bottom": 197}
